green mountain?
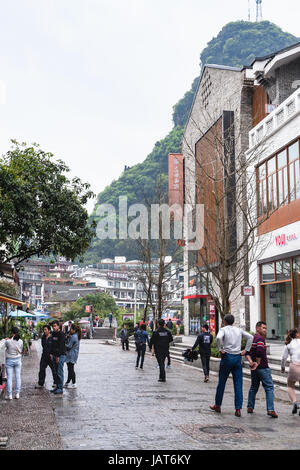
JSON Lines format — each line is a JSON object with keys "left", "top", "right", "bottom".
{"left": 85, "top": 21, "right": 299, "bottom": 264}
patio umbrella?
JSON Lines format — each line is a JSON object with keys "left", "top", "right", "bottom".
{"left": 10, "top": 310, "right": 35, "bottom": 318}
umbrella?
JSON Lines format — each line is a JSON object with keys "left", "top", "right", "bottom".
{"left": 10, "top": 310, "right": 35, "bottom": 318}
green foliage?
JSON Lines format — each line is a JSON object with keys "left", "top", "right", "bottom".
{"left": 0, "top": 141, "right": 95, "bottom": 266}
{"left": 74, "top": 292, "right": 118, "bottom": 317}
{"left": 0, "top": 280, "right": 19, "bottom": 297}
{"left": 86, "top": 126, "right": 183, "bottom": 262}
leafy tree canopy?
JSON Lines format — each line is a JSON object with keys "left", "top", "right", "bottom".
{"left": 0, "top": 141, "right": 96, "bottom": 267}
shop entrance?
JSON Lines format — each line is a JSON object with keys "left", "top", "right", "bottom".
{"left": 264, "top": 282, "right": 293, "bottom": 340}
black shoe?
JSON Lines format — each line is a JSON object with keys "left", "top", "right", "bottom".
{"left": 158, "top": 379, "right": 166, "bottom": 382}
{"left": 50, "top": 388, "right": 58, "bottom": 393}
{"left": 292, "top": 402, "right": 299, "bottom": 414}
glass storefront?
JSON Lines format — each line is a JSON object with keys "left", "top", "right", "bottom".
{"left": 189, "top": 297, "right": 209, "bottom": 334}
{"left": 261, "top": 256, "right": 300, "bottom": 340}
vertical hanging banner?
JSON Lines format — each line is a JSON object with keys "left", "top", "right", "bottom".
{"left": 168, "top": 153, "right": 183, "bottom": 221}
{"left": 208, "top": 301, "right": 216, "bottom": 335}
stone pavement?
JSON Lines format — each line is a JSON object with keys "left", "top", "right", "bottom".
{"left": 1, "top": 338, "right": 300, "bottom": 451}
{"left": 0, "top": 342, "right": 63, "bottom": 450}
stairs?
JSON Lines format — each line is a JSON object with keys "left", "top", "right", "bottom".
{"left": 129, "top": 337, "right": 295, "bottom": 389}
{"left": 93, "top": 327, "right": 115, "bottom": 340}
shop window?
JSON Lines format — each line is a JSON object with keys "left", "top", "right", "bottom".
{"left": 261, "top": 263, "right": 275, "bottom": 282}
{"left": 257, "top": 138, "right": 300, "bottom": 217}
{"left": 275, "top": 260, "right": 291, "bottom": 281}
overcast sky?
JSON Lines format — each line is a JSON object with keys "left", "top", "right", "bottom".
{"left": 0, "top": 0, "right": 299, "bottom": 213}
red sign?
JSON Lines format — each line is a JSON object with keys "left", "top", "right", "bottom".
{"left": 207, "top": 301, "right": 216, "bottom": 335}
{"left": 168, "top": 153, "right": 183, "bottom": 220}
{"left": 241, "top": 286, "right": 255, "bottom": 296}
{"left": 85, "top": 305, "right": 92, "bottom": 313}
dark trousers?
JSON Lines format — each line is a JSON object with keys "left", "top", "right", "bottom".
{"left": 155, "top": 350, "right": 168, "bottom": 381}
{"left": 166, "top": 351, "right": 171, "bottom": 366}
{"left": 67, "top": 362, "right": 76, "bottom": 384}
{"left": 136, "top": 344, "right": 146, "bottom": 368}
{"left": 122, "top": 340, "right": 129, "bottom": 350}
{"left": 200, "top": 353, "right": 210, "bottom": 377}
{"left": 38, "top": 354, "right": 57, "bottom": 386}
{"left": 215, "top": 353, "right": 243, "bottom": 410}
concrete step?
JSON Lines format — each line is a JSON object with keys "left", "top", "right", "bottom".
{"left": 93, "top": 327, "right": 115, "bottom": 340}
{"left": 128, "top": 338, "right": 293, "bottom": 389}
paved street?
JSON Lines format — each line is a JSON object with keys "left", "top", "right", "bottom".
{"left": 44, "top": 339, "right": 300, "bottom": 451}
{"left": 1, "top": 338, "right": 300, "bottom": 451}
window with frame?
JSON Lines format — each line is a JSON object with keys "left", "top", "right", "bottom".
{"left": 257, "top": 139, "right": 300, "bottom": 216}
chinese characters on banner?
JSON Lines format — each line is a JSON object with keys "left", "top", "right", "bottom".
{"left": 208, "top": 301, "right": 216, "bottom": 335}
{"left": 168, "top": 153, "right": 183, "bottom": 221}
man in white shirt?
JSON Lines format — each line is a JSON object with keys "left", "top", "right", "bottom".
{"left": 210, "top": 314, "right": 254, "bottom": 417}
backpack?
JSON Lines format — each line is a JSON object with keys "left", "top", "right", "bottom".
{"left": 134, "top": 330, "right": 145, "bottom": 347}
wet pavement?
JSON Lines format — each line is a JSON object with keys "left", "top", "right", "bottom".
{"left": 1, "top": 338, "right": 300, "bottom": 451}
{"left": 45, "top": 339, "right": 300, "bottom": 450}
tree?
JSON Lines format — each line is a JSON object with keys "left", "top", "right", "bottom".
{"left": 0, "top": 141, "right": 96, "bottom": 267}
{"left": 75, "top": 292, "right": 119, "bottom": 317}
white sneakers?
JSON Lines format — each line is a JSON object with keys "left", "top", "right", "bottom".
{"left": 6, "top": 393, "right": 20, "bottom": 399}
{"left": 64, "top": 382, "right": 77, "bottom": 389}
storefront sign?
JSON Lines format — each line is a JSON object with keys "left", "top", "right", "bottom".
{"left": 85, "top": 305, "right": 92, "bottom": 313}
{"left": 241, "top": 286, "right": 255, "bottom": 296}
{"left": 275, "top": 232, "right": 298, "bottom": 247}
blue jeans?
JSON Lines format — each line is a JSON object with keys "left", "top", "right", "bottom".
{"left": 247, "top": 367, "right": 274, "bottom": 411}
{"left": 215, "top": 353, "right": 243, "bottom": 409}
{"left": 6, "top": 357, "right": 22, "bottom": 395}
{"left": 52, "top": 355, "right": 66, "bottom": 391}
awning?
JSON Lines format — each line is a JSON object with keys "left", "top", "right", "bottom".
{"left": 0, "top": 292, "right": 23, "bottom": 307}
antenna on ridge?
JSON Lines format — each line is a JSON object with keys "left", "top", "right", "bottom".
{"left": 256, "top": 0, "right": 263, "bottom": 22}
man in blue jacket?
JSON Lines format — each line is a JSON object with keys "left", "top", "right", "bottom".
{"left": 192, "top": 324, "right": 213, "bottom": 383}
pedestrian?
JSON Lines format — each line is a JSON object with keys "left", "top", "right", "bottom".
{"left": 166, "top": 318, "right": 173, "bottom": 330}
{"left": 281, "top": 328, "right": 300, "bottom": 415}
{"left": 64, "top": 324, "right": 81, "bottom": 389}
{"left": 35, "top": 324, "right": 57, "bottom": 390}
{"left": 149, "top": 319, "right": 154, "bottom": 333}
{"left": 149, "top": 318, "right": 173, "bottom": 382}
{"left": 99, "top": 317, "right": 104, "bottom": 327}
{"left": 164, "top": 323, "right": 172, "bottom": 368}
{"left": 5, "top": 327, "right": 23, "bottom": 400}
{"left": 134, "top": 324, "right": 150, "bottom": 370}
{"left": 120, "top": 324, "right": 129, "bottom": 351}
{"left": 50, "top": 320, "right": 67, "bottom": 395}
{"left": 176, "top": 319, "right": 181, "bottom": 335}
{"left": 246, "top": 321, "right": 278, "bottom": 418}
{"left": 192, "top": 324, "right": 213, "bottom": 382}
{"left": 210, "top": 314, "right": 253, "bottom": 417}
{"left": 108, "top": 312, "right": 113, "bottom": 328}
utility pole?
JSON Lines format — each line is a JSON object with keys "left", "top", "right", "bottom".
{"left": 256, "top": 0, "right": 263, "bottom": 22}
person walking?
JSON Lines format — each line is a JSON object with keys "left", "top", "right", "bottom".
{"left": 149, "top": 319, "right": 173, "bottom": 382}
{"left": 246, "top": 321, "right": 278, "bottom": 418}
{"left": 166, "top": 318, "right": 173, "bottom": 330}
{"left": 176, "top": 319, "right": 181, "bottom": 335}
{"left": 50, "top": 320, "right": 66, "bottom": 395}
{"left": 192, "top": 324, "right": 213, "bottom": 382}
{"left": 134, "top": 324, "right": 150, "bottom": 370}
{"left": 64, "top": 324, "right": 81, "bottom": 389}
{"left": 120, "top": 324, "right": 129, "bottom": 351}
{"left": 210, "top": 314, "right": 253, "bottom": 417}
{"left": 5, "top": 327, "right": 23, "bottom": 400}
{"left": 35, "top": 324, "right": 57, "bottom": 390}
{"left": 281, "top": 328, "right": 300, "bottom": 415}
{"left": 108, "top": 313, "right": 113, "bottom": 328}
